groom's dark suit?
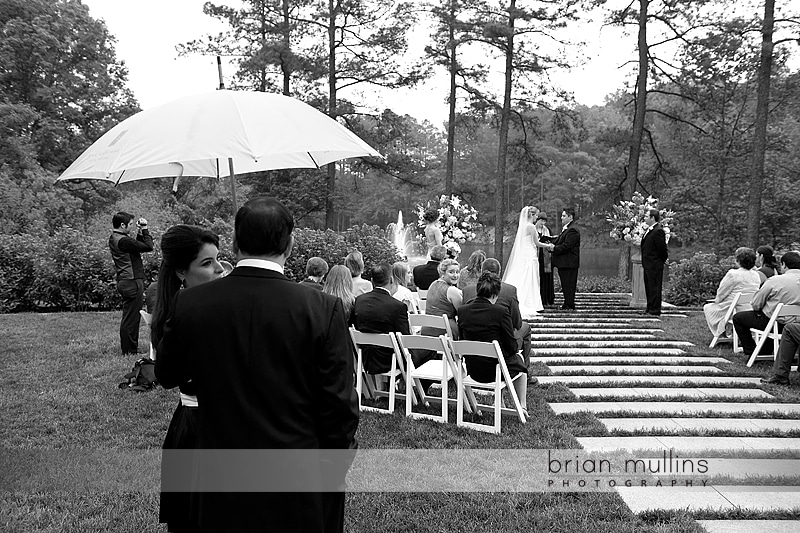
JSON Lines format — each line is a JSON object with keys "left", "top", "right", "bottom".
{"left": 156, "top": 266, "right": 359, "bottom": 533}
{"left": 641, "top": 222, "right": 668, "bottom": 315}
{"left": 550, "top": 223, "right": 581, "bottom": 309}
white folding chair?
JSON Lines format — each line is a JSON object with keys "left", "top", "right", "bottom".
{"left": 448, "top": 339, "right": 528, "bottom": 434}
{"left": 416, "top": 289, "right": 428, "bottom": 313}
{"left": 349, "top": 328, "right": 415, "bottom": 413}
{"left": 139, "top": 310, "right": 156, "bottom": 360}
{"left": 396, "top": 333, "right": 465, "bottom": 423}
{"left": 408, "top": 313, "right": 454, "bottom": 339}
{"left": 710, "top": 292, "right": 755, "bottom": 349}
{"left": 748, "top": 304, "right": 800, "bottom": 367}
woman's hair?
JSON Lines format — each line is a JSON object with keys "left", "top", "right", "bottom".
{"left": 152, "top": 225, "right": 220, "bottom": 347}
{"left": 344, "top": 250, "right": 364, "bottom": 277}
{"left": 734, "top": 247, "right": 756, "bottom": 270}
{"left": 757, "top": 245, "right": 779, "bottom": 269}
{"left": 526, "top": 206, "right": 539, "bottom": 220}
{"left": 476, "top": 272, "right": 502, "bottom": 299}
{"left": 465, "top": 249, "right": 486, "bottom": 275}
{"left": 392, "top": 261, "right": 410, "bottom": 288}
{"left": 423, "top": 209, "right": 440, "bottom": 224}
{"left": 437, "top": 258, "right": 460, "bottom": 277}
{"left": 323, "top": 265, "right": 355, "bottom": 316}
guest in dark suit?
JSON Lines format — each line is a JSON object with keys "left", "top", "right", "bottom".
{"left": 458, "top": 272, "right": 528, "bottom": 411}
{"left": 156, "top": 197, "right": 359, "bottom": 533}
{"left": 545, "top": 208, "right": 581, "bottom": 310}
{"left": 352, "top": 263, "right": 410, "bottom": 374}
{"left": 412, "top": 244, "right": 447, "bottom": 290}
{"left": 300, "top": 256, "right": 328, "bottom": 290}
{"left": 461, "top": 258, "right": 531, "bottom": 368}
{"left": 640, "top": 208, "right": 669, "bottom": 316}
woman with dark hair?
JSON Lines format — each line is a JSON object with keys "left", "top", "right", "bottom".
{"left": 458, "top": 249, "right": 486, "bottom": 290}
{"left": 152, "top": 224, "right": 224, "bottom": 533}
{"left": 535, "top": 213, "right": 555, "bottom": 306}
{"left": 423, "top": 208, "right": 443, "bottom": 253}
{"left": 703, "top": 247, "right": 761, "bottom": 338}
{"left": 323, "top": 264, "right": 356, "bottom": 323}
{"left": 756, "top": 245, "right": 779, "bottom": 285}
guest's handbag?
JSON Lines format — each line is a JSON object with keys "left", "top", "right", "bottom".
{"left": 118, "top": 357, "right": 158, "bottom": 392}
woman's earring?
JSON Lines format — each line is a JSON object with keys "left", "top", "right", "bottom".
{"left": 180, "top": 278, "right": 186, "bottom": 289}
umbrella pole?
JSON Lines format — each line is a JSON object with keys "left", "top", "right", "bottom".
{"left": 228, "top": 157, "right": 238, "bottom": 216}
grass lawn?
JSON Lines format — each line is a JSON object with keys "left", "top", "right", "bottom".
{"left": 1, "top": 309, "right": 796, "bottom": 532}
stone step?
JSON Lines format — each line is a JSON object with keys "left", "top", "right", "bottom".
{"left": 531, "top": 334, "right": 658, "bottom": 341}
{"left": 531, "top": 348, "right": 688, "bottom": 356}
{"left": 549, "top": 402, "right": 800, "bottom": 416}
{"left": 529, "top": 328, "right": 663, "bottom": 334}
{"left": 599, "top": 417, "right": 800, "bottom": 433}
{"left": 618, "top": 486, "right": 800, "bottom": 513}
{"left": 539, "top": 376, "right": 761, "bottom": 386}
{"left": 529, "top": 318, "right": 660, "bottom": 325}
{"left": 532, "top": 356, "right": 729, "bottom": 365}
{"left": 546, "top": 365, "right": 723, "bottom": 375}
{"left": 697, "top": 520, "right": 800, "bottom": 533}
{"left": 577, "top": 436, "right": 800, "bottom": 453}
{"left": 569, "top": 388, "right": 773, "bottom": 400}
{"left": 532, "top": 341, "right": 693, "bottom": 348}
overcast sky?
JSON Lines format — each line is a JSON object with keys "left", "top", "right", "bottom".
{"left": 82, "top": 0, "right": 638, "bottom": 125}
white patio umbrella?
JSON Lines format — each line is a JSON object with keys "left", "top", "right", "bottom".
{"left": 57, "top": 90, "right": 382, "bottom": 213}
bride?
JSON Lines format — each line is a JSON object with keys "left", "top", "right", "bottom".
{"left": 503, "top": 206, "right": 548, "bottom": 318}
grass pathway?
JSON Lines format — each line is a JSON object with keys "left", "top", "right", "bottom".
{"left": 533, "top": 293, "right": 800, "bottom": 530}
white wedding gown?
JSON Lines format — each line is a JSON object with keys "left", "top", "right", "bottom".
{"left": 503, "top": 221, "right": 544, "bottom": 319}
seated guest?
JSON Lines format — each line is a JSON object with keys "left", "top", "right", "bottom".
{"left": 352, "top": 263, "right": 410, "bottom": 374}
{"left": 300, "top": 256, "right": 328, "bottom": 290}
{"left": 422, "top": 258, "right": 462, "bottom": 340}
{"left": 761, "top": 322, "right": 800, "bottom": 386}
{"left": 412, "top": 245, "right": 447, "bottom": 290}
{"left": 462, "top": 258, "right": 531, "bottom": 368}
{"left": 323, "top": 265, "right": 356, "bottom": 324}
{"left": 458, "top": 249, "right": 486, "bottom": 290}
{"left": 756, "top": 245, "right": 780, "bottom": 285}
{"left": 733, "top": 251, "right": 800, "bottom": 356}
{"left": 703, "top": 247, "right": 761, "bottom": 338}
{"left": 391, "top": 261, "right": 419, "bottom": 313}
{"left": 458, "top": 272, "right": 528, "bottom": 412}
{"left": 345, "top": 250, "right": 373, "bottom": 296}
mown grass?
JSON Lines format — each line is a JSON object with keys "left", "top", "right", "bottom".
{"left": 0, "top": 308, "right": 797, "bottom": 531}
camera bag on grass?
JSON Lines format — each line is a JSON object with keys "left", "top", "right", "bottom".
{"left": 118, "top": 357, "right": 158, "bottom": 392}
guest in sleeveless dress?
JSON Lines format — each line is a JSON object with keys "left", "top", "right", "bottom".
{"left": 423, "top": 258, "right": 462, "bottom": 339}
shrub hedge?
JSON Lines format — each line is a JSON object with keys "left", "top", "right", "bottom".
{"left": 665, "top": 251, "right": 734, "bottom": 306}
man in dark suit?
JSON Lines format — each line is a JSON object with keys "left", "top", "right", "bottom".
{"left": 461, "top": 258, "right": 531, "bottom": 368}
{"left": 545, "top": 208, "right": 581, "bottom": 310}
{"left": 412, "top": 245, "right": 447, "bottom": 290}
{"left": 458, "top": 273, "right": 528, "bottom": 411}
{"left": 156, "top": 197, "right": 359, "bottom": 533}
{"left": 640, "top": 208, "right": 669, "bottom": 316}
{"left": 300, "top": 256, "right": 328, "bottom": 290}
{"left": 352, "top": 263, "right": 410, "bottom": 374}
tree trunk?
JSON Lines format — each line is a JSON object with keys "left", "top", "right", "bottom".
{"left": 746, "top": 0, "right": 775, "bottom": 248}
{"left": 281, "top": 0, "right": 291, "bottom": 96}
{"left": 494, "top": 0, "right": 515, "bottom": 264}
{"left": 325, "top": 0, "right": 337, "bottom": 229}
{"left": 445, "top": 0, "right": 457, "bottom": 196}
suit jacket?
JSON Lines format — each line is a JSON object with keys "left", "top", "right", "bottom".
{"left": 412, "top": 260, "right": 440, "bottom": 290}
{"left": 352, "top": 288, "right": 410, "bottom": 374}
{"left": 550, "top": 224, "right": 581, "bottom": 269}
{"left": 641, "top": 223, "right": 668, "bottom": 271}
{"left": 300, "top": 277, "right": 323, "bottom": 290}
{"left": 458, "top": 297, "right": 520, "bottom": 383}
{"left": 461, "top": 281, "right": 522, "bottom": 330}
{"left": 156, "top": 266, "right": 359, "bottom": 532}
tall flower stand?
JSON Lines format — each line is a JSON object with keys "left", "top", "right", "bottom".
{"left": 630, "top": 245, "right": 647, "bottom": 308}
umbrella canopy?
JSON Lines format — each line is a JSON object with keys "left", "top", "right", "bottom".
{"left": 57, "top": 90, "right": 382, "bottom": 211}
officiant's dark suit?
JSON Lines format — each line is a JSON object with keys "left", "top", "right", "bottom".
{"left": 156, "top": 197, "right": 358, "bottom": 533}
{"left": 641, "top": 208, "right": 669, "bottom": 316}
{"left": 352, "top": 264, "right": 410, "bottom": 373}
{"left": 412, "top": 245, "right": 447, "bottom": 290}
{"left": 549, "top": 209, "right": 581, "bottom": 310}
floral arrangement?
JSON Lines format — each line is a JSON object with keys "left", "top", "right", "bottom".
{"left": 607, "top": 191, "right": 675, "bottom": 246}
{"left": 416, "top": 194, "right": 480, "bottom": 257}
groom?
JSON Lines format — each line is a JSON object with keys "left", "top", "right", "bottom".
{"left": 545, "top": 208, "right": 581, "bottom": 310}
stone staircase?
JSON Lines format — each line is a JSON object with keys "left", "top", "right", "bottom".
{"left": 532, "top": 293, "right": 800, "bottom": 531}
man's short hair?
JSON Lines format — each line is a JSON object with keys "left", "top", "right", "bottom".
{"left": 234, "top": 197, "right": 294, "bottom": 257}
{"left": 563, "top": 207, "right": 576, "bottom": 220}
{"left": 780, "top": 251, "right": 800, "bottom": 270}
{"left": 481, "top": 258, "right": 501, "bottom": 275}
{"left": 370, "top": 263, "right": 393, "bottom": 287}
{"left": 112, "top": 211, "right": 134, "bottom": 228}
{"left": 649, "top": 208, "right": 661, "bottom": 222}
{"left": 429, "top": 245, "right": 447, "bottom": 261}
{"left": 476, "top": 272, "right": 501, "bottom": 299}
{"left": 305, "top": 257, "right": 329, "bottom": 277}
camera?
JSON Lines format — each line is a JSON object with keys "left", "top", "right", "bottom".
{"left": 137, "top": 217, "right": 148, "bottom": 228}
